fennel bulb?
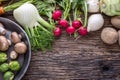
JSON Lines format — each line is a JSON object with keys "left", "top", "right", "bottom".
{"left": 13, "top": 3, "right": 54, "bottom": 51}
{"left": 14, "top": 3, "right": 39, "bottom": 28}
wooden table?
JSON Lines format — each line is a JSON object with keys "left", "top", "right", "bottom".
{"left": 2, "top": 12, "right": 120, "bottom": 80}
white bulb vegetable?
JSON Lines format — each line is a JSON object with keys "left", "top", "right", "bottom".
{"left": 13, "top": 3, "right": 40, "bottom": 28}
{"left": 87, "top": 0, "right": 100, "bottom": 13}
{"left": 13, "top": 3, "right": 55, "bottom": 51}
{"left": 87, "top": 14, "right": 104, "bottom": 32}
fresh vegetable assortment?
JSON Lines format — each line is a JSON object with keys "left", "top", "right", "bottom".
{"left": 0, "top": 0, "right": 119, "bottom": 79}
{"left": 0, "top": 22, "right": 27, "bottom": 80}
{"left": 0, "top": 0, "right": 120, "bottom": 50}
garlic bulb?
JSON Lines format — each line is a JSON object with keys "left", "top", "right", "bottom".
{"left": 87, "top": 14, "right": 104, "bottom": 32}
{"left": 87, "top": 0, "right": 100, "bottom": 13}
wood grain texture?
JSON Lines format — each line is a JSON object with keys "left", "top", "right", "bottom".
{"left": 2, "top": 13, "right": 120, "bottom": 80}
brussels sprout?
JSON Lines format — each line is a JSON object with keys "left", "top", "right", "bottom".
{"left": 0, "top": 53, "right": 7, "bottom": 62}
{"left": 4, "top": 71, "right": 14, "bottom": 80}
{"left": 9, "top": 61, "right": 20, "bottom": 71}
{"left": 0, "top": 63, "right": 9, "bottom": 72}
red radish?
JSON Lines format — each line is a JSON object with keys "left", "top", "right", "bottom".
{"left": 52, "top": 10, "right": 62, "bottom": 20}
{"left": 59, "top": 19, "right": 69, "bottom": 28}
{"left": 53, "top": 27, "right": 62, "bottom": 37}
{"left": 78, "top": 27, "right": 88, "bottom": 36}
{"left": 66, "top": 26, "right": 75, "bottom": 34}
{"left": 72, "top": 20, "right": 82, "bottom": 29}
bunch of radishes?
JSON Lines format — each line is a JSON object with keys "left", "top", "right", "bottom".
{"left": 52, "top": 10, "right": 88, "bottom": 37}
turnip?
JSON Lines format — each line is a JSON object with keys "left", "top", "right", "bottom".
{"left": 52, "top": 10, "right": 62, "bottom": 21}
{"left": 87, "top": 14, "right": 104, "bottom": 32}
{"left": 66, "top": 26, "right": 75, "bottom": 35}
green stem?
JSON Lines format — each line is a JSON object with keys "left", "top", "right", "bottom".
{"left": 34, "top": 26, "right": 43, "bottom": 50}
{"left": 74, "top": 7, "right": 77, "bottom": 20}
{"left": 38, "top": 16, "right": 55, "bottom": 29}
{"left": 24, "top": 26, "right": 36, "bottom": 50}
{"left": 69, "top": 16, "right": 72, "bottom": 25}
{"left": 63, "top": 0, "right": 71, "bottom": 19}
{"left": 4, "top": 0, "right": 33, "bottom": 12}
{"left": 38, "top": 24, "right": 52, "bottom": 34}
{"left": 29, "top": 27, "right": 36, "bottom": 48}
{"left": 83, "top": 1, "right": 88, "bottom": 27}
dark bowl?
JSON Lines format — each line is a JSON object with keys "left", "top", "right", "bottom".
{"left": 0, "top": 17, "right": 31, "bottom": 80}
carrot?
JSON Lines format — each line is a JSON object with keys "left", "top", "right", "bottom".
{"left": 0, "top": 7, "right": 4, "bottom": 15}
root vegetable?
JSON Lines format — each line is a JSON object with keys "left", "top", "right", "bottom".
{"left": 11, "top": 32, "right": 22, "bottom": 44}
{"left": 111, "top": 16, "right": 120, "bottom": 29}
{"left": 10, "top": 51, "right": 18, "bottom": 60}
{"left": 87, "top": 0, "right": 100, "bottom": 13}
{"left": 52, "top": 10, "right": 62, "bottom": 21}
{"left": 66, "top": 26, "right": 75, "bottom": 35}
{"left": 0, "top": 36, "right": 11, "bottom": 51}
{"left": 72, "top": 20, "right": 82, "bottom": 29}
{"left": 101, "top": 27, "right": 118, "bottom": 44}
{"left": 87, "top": 14, "right": 104, "bottom": 32}
{"left": 59, "top": 19, "right": 69, "bottom": 28}
{"left": 53, "top": 27, "right": 62, "bottom": 37}
{"left": 14, "top": 42, "right": 27, "bottom": 54}
{"left": 78, "top": 27, "right": 88, "bottom": 36}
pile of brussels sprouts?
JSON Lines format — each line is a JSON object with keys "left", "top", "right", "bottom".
{"left": 0, "top": 52, "right": 20, "bottom": 80}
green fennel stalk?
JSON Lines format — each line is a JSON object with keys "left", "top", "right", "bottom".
{"left": 3, "top": 0, "right": 33, "bottom": 12}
